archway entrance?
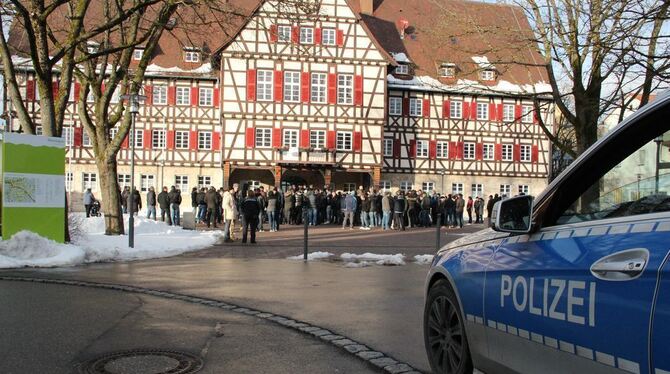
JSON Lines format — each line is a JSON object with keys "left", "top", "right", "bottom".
{"left": 281, "top": 169, "right": 325, "bottom": 191}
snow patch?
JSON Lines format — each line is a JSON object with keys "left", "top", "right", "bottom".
{"left": 145, "top": 63, "right": 212, "bottom": 75}
{"left": 391, "top": 52, "right": 411, "bottom": 63}
{"left": 287, "top": 251, "right": 334, "bottom": 261}
{"left": 344, "top": 261, "right": 371, "bottom": 268}
{"left": 0, "top": 231, "right": 86, "bottom": 268}
{"left": 414, "top": 255, "right": 435, "bottom": 265}
{"left": 471, "top": 55, "right": 494, "bottom": 69}
{"left": 341, "top": 253, "right": 406, "bottom": 266}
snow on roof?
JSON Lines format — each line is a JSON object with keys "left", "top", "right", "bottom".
{"left": 471, "top": 55, "right": 495, "bottom": 70}
{"left": 387, "top": 74, "right": 552, "bottom": 97}
{"left": 391, "top": 52, "right": 411, "bottom": 64}
{"left": 145, "top": 63, "right": 212, "bottom": 75}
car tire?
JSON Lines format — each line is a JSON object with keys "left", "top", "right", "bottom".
{"left": 424, "top": 278, "right": 473, "bottom": 374}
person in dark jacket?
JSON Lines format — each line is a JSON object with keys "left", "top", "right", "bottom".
{"left": 129, "top": 187, "right": 142, "bottom": 215}
{"left": 191, "top": 187, "right": 198, "bottom": 214}
{"left": 393, "top": 191, "right": 407, "bottom": 231}
{"left": 157, "top": 186, "right": 171, "bottom": 225}
{"left": 240, "top": 190, "right": 260, "bottom": 243}
{"left": 205, "top": 187, "right": 218, "bottom": 228}
{"left": 266, "top": 190, "right": 278, "bottom": 232}
{"left": 360, "top": 193, "right": 371, "bottom": 229}
{"left": 146, "top": 187, "right": 157, "bottom": 220}
{"left": 168, "top": 186, "right": 182, "bottom": 226}
{"left": 121, "top": 186, "right": 130, "bottom": 214}
{"left": 196, "top": 188, "right": 206, "bottom": 223}
{"left": 486, "top": 195, "right": 495, "bottom": 224}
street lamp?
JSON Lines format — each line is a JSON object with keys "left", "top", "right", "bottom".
{"left": 121, "top": 92, "right": 146, "bottom": 248}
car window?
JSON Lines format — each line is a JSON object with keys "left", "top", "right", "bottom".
{"left": 556, "top": 130, "right": 670, "bottom": 225}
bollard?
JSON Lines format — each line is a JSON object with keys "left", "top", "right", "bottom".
{"left": 303, "top": 207, "right": 309, "bottom": 261}
{"left": 435, "top": 213, "right": 442, "bottom": 252}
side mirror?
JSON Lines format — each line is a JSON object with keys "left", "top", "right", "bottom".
{"left": 491, "top": 195, "right": 534, "bottom": 234}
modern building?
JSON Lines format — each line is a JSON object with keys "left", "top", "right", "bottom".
{"left": 6, "top": 0, "right": 554, "bottom": 210}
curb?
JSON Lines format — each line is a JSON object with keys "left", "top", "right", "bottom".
{"left": 0, "top": 276, "right": 424, "bottom": 374}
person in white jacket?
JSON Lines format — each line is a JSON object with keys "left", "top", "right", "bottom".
{"left": 222, "top": 186, "right": 238, "bottom": 242}
{"left": 83, "top": 188, "right": 95, "bottom": 218}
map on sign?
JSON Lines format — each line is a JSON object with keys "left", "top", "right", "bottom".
{"left": 2, "top": 172, "right": 64, "bottom": 208}
{"left": 4, "top": 175, "right": 37, "bottom": 203}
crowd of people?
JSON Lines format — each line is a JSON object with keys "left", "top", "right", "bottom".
{"left": 87, "top": 183, "right": 507, "bottom": 244}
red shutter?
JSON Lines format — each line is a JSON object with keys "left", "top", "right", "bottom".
{"left": 274, "top": 70, "right": 283, "bottom": 103}
{"left": 353, "top": 131, "right": 362, "bottom": 151}
{"left": 409, "top": 139, "right": 417, "bottom": 158}
{"left": 246, "top": 127, "right": 256, "bottom": 148}
{"left": 213, "top": 88, "right": 220, "bottom": 106}
{"left": 393, "top": 139, "right": 401, "bottom": 158}
{"left": 423, "top": 99, "right": 430, "bottom": 118}
{"left": 26, "top": 79, "right": 35, "bottom": 101}
{"left": 354, "top": 75, "right": 363, "bottom": 106}
{"left": 442, "top": 100, "right": 450, "bottom": 118}
{"left": 167, "top": 130, "right": 175, "bottom": 149}
{"left": 190, "top": 87, "right": 199, "bottom": 106}
{"left": 143, "top": 85, "right": 152, "bottom": 105}
{"left": 212, "top": 132, "right": 221, "bottom": 151}
{"left": 336, "top": 29, "right": 344, "bottom": 46}
{"left": 448, "top": 141, "right": 456, "bottom": 159}
{"left": 247, "top": 69, "right": 256, "bottom": 101}
{"left": 402, "top": 98, "right": 410, "bottom": 117}
{"left": 513, "top": 143, "right": 521, "bottom": 162}
{"left": 301, "top": 72, "right": 310, "bottom": 103}
{"left": 292, "top": 26, "right": 299, "bottom": 43}
{"left": 300, "top": 129, "right": 310, "bottom": 148}
{"left": 190, "top": 130, "right": 198, "bottom": 150}
{"left": 475, "top": 143, "right": 483, "bottom": 160}
{"left": 456, "top": 142, "right": 464, "bottom": 160}
{"left": 429, "top": 140, "right": 437, "bottom": 160}
{"left": 328, "top": 73, "right": 337, "bottom": 104}
{"left": 167, "top": 86, "right": 176, "bottom": 105}
{"left": 533, "top": 108, "right": 540, "bottom": 124}
{"left": 463, "top": 102, "right": 470, "bottom": 120}
{"left": 514, "top": 104, "right": 522, "bottom": 122}
{"left": 143, "top": 129, "right": 152, "bottom": 149}
{"left": 326, "top": 130, "right": 336, "bottom": 149}
{"left": 532, "top": 145, "right": 539, "bottom": 163}
{"left": 497, "top": 104, "right": 503, "bottom": 122}
{"left": 73, "top": 127, "right": 83, "bottom": 147}
{"left": 121, "top": 132, "right": 129, "bottom": 149}
{"left": 272, "top": 127, "right": 282, "bottom": 148}
{"left": 494, "top": 143, "right": 502, "bottom": 161}
{"left": 74, "top": 82, "right": 81, "bottom": 102}
{"left": 470, "top": 101, "right": 478, "bottom": 120}
{"left": 269, "top": 24, "right": 278, "bottom": 42}
{"left": 52, "top": 80, "right": 59, "bottom": 98}
{"left": 489, "top": 103, "right": 497, "bottom": 121}
{"left": 315, "top": 28, "right": 322, "bottom": 44}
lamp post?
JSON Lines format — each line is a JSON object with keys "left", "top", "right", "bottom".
{"left": 121, "top": 92, "right": 146, "bottom": 248}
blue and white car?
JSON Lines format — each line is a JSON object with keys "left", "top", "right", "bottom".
{"left": 424, "top": 91, "right": 670, "bottom": 374}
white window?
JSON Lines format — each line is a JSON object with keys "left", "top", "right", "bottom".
{"left": 337, "top": 74, "right": 353, "bottom": 105}
{"left": 422, "top": 182, "right": 435, "bottom": 193}
{"left": 283, "top": 129, "right": 298, "bottom": 148}
{"left": 502, "top": 144, "right": 513, "bottom": 161}
{"left": 311, "top": 73, "right": 327, "bottom": 103}
{"left": 140, "top": 175, "right": 155, "bottom": 192}
{"left": 343, "top": 183, "right": 356, "bottom": 192}
{"left": 175, "top": 131, "right": 189, "bottom": 149}
{"left": 500, "top": 184, "right": 511, "bottom": 197}
{"left": 300, "top": 27, "right": 314, "bottom": 44}
{"left": 336, "top": 131, "right": 352, "bottom": 151}
{"left": 110, "top": 86, "right": 121, "bottom": 104}
{"left": 476, "top": 102, "right": 488, "bottom": 120}
{"left": 83, "top": 131, "right": 92, "bottom": 147}
{"left": 452, "top": 183, "right": 463, "bottom": 195}
{"left": 198, "top": 176, "right": 211, "bottom": 188}
{"left": 310, "top": 130, "right": 326, "bottom": 149}
{"left": 400, "top": 181, "right": 413, "bottom": 191}
{"left": 416, "top": 140, "right": 429, "bottom": 158}
{"left": 176, "top": 86, "right": 190, "bottom": 106}
{"left": 118, "top": 174, "right": 131, "bottom": 188}
{"left": 379, "top": 180, "right": 391, "bottom": 192}
{"left": 197, "top": 131, "right": 211, "bottom": 150}
{"left": 83, "top": 172, "right": 97, "bottom": 192}
{"left": 152, "top": 129, "right": 166, "bottom": 149}
{"left": 277, "top": 25, "right": 292, "bottom": 42}
{"left": 132, "top": 129, "right": 143, "bottom": 148}
{"left": 436, "top": 141, "right": 448, "bottom": 158}
{"left": 395, "top": 65, "right": 409, "bottom": 75}
{"left": 450, "top": 101, "right": 462, "bottom": 119}
{"left": 522, "top": 105, "right": 534, "bottom": 123}
{"left": 503, "top": 104, "right": 515, "bottom": 122}
{"left": 133, "top": 48, "right": 144, "bottom": 60}
{"left": 257, "top": 70, "right": 273, "bottom": 101}
{"left": 62, "top": 127, "right": 73, "bottom": 146}
{"left": 409, "top": 98, "right": 422, "bottom": 117}
{"left": 383, "top": 139, "right": 393, "bottom": 156}
{"left": 175, "top": 175, "right": 189, "bottom": 192}
{"left": 322, "top": 28, "right": 336, "bottom": 45}
{"left": 35, "top": 126, "right": 43, "bottom": 135}
{"left": 463, "top": 142, "right": 476, "bottom": 160}
{"left": 471, "top": 184, "right": 483, "bottom": 198}
{"left": 184, "top": 50, "right": 199, "bottom": 63}
{"left": 65, "top": 172, "right": 73, "bottom": 192}
{"left": 199, "top": 87, "right": 213, "bottom": 106}
{"left": 153, "top": 85, "right": 167, "bottom": 105}
{"left": 389, "top": 97, "right": 402, "bottom": 116}
{"left": 520, "top": 144, "right": 532, "bottom": 162}
{"left": 109, "top": 128, "right": 118, "bottom": 142}
{"left": 284, "top": 71, "right": 301, "bottom": 102}
{"left": 480, "top": 70, "right": 495, "bottom": 81}
{"left": 248, "top": 180, "right": 262, "bottom": 190}
{"left": 439, "top": 64, "right": 456, "bottom": 78}
{"left": 518, "top": 185, "right": 529, "bottom": 195}
{"left": 483, "top": 143, "right": 495, "bottom": 160}
{"left": 255, "top": 128, "right": 272, "bottom": 148}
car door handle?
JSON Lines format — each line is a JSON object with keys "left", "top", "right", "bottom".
{"left": 590, "top": 248, "right": 649, "bottom": 281}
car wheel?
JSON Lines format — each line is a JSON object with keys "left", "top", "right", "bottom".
{"left": 424, "top": 278, "right": 473, "bottom": 374}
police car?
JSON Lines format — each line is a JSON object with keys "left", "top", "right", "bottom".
{"left": 424, "top": 91, "right": 670, "bottom": 374}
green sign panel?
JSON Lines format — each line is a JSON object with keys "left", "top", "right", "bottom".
{"left": 1, "top": 133, "right": 66, "bottom": 242}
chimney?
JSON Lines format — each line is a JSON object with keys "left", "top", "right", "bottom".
{"left": 360, "top": 0, "right": 373, "bottom": 15}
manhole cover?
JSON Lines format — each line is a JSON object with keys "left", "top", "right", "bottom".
{"left": 79, "top": 350, "right": 203, "bottom": 374}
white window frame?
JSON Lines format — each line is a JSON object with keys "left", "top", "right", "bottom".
{"left": 83, "top": 172, "right": 97, "bottom": 192}
{"left": 436, "top": 141, "right": 448, "bottom": 158}
{"left": 471, "top": 184, "right": 484, "bottom": 198}
{"left": 483, "top": 143, "right": 495, "bottom": 161}
{"left": 175, "top": 175, "right": 189, "bottom": 192}
{"left": 175, "top": 86, "right": 190, "bottom": 106}
{"left": 439, "top": 65, "right": 456, "bottom": 78}
{"left": 140, "top": 174, "right": 155, "bottom": 192}
{"left": 198, "top": 175, "right": 211, "bottom": 188}
{"left": 502, "top": 144, "right": 513, "bottom": 162}
{"left": 500, "top": 184, "right": 511, "bottom": 197}
{"left": 153, "top": 85, "right": 167, "bottom": 105}
{"left": 518, "top": 185, "right": 529, "bottom": 195}
{"left": 82, "top": 131, "right": 92, "bottom": 147}
{"left": 422, "top": 182, "right": 435, "bottom": 193}
{"left": 520, "top": 144, "right": 532, "bottom": 162}
{"left": 65, "top": 172, "right": 73, "bottom": 192}
{"left": 184, "top": 50, "right": 199, "bottom": 63}
{"left": 409, "top": 98, "right": 422, "bottom": 117}
{"left": 503, "top": 104, "right": 515, "bottom": 122}
{"left": 175, "top": 130, "right": 189, "bottom": 149}
{"left": 463, "top": 142, "right": 476, "bottom": 160}
{"left": 379, "top": 180, "right": 391, "bottom": 192}
{"left": 277, "top": 25, "right": 292, "bottom": 42}
{"left": 133, "top": 48, "right": 144, "bottom": 61}
{"left": 337, "top": 74, "right": 353, "bottom": 105}
{"left": 450, "top": 101, "right": 462, "bottom": 119}
{"left": 400, "top": 181, "right": 413, "bottom": 191}
{"left": 383, "top": 139, "right": 393, "bottom": 157}
{"left": 283, "top": 71, "right": 301, "bottom": 103}
{"left": 343, "top": 182, "right": 357, "bottom": 192}
{"left": 300, "top": 27, "right": 314, "bottom": 44}
{"left": 118, "top": 174, "right": 131, "bottom": 188}
{"left": 133, "top": 129, "right": 143, "bottom": 148}
{"left": 395, "top": 65, "right": 409, "bottom": 75}
{"left": 255, "top": 128, "right": 272, "bottom": 148}
{"left": 322, "top": 28, "right": 336, "bottom": 45}
{"left": 199, "top": 87, "right": 213, "bottom": 107}
{"left": 522, "top": 105, "right": 534, "bottom": 123}
{"left": 62, "top": 127, "right": 73, "bottom": 146}
{"left": 198, "top": 131, "right": 212, "bottom": 150}
{"left": 416, "top": 140, "right": 429, "bottom": 158}
{"left": 336, "top": 131, "right": 352, "bottom": 151}
{"left": 257, "top": 70, "right": 274, "bottom": 102}
{"left": 480, "top": 69, "right": 495, "bottom": 81}
{"left": 283, "top": 129, "right": 299, "bottom": 148}
{"left": 452, "top": 183, "right": 464, "bottom": 195}
{"left": 310, "top": 130, "right": 326, "bottom": 149}
{"left": 152, "top": 129, "right": 166, "bottom": 149}
{"left": 311, "top": 73, "right": 327, "bottom": 104}
{"left": 389, "top": 97, "right": 402, "bottom": 116}
{"left": 476, "top": 102, "right": 488, "bottom": 120}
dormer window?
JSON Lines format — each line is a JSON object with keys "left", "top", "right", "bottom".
{"left": 480, "top": 69, "right": 496, "bottom": 81}
{"left": 439, "top": 63, "right": 456, "bottom": 78}
{"left": 87, "top": 41, "right": 99, "bottom": 54}
{"left": 184, "top": 47, "right": 200, "bottom": 63}
{"left": 395, "top": 64, "right": 409, "bottom": 75}
{"left": 133, "top": 48, "right": 144, "bottom": 61}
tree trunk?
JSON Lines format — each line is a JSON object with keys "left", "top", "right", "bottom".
{"left": 96, "top": 157, "right": 125, "bottom": 235}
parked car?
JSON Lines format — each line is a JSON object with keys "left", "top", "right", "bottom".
{"left": 424, "top": 90, "right": 670, "bottom": 374}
